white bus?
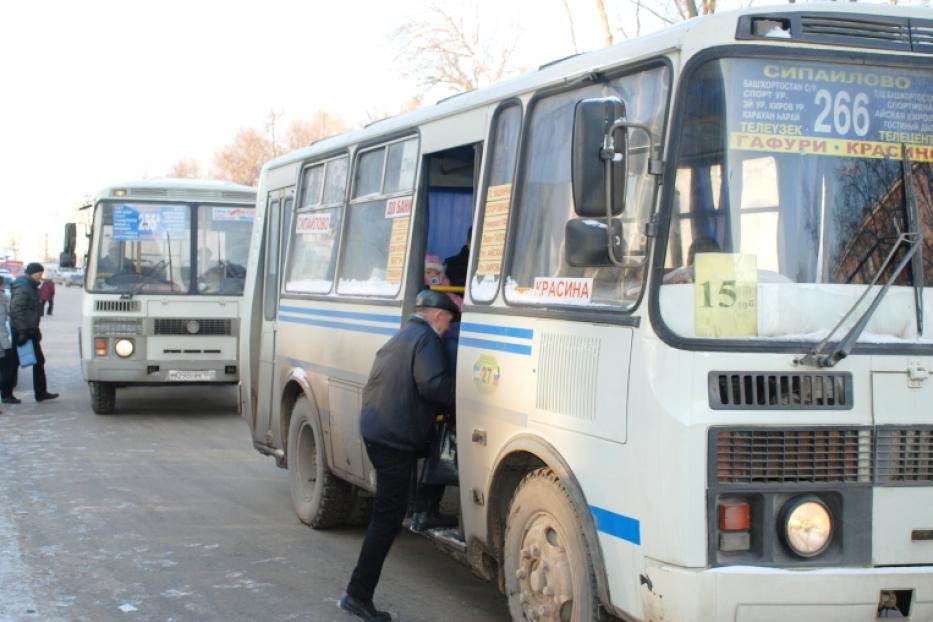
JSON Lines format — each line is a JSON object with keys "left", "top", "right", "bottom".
{"left": 241, "top": 5, "right": 933, "bottom": 620}
{"left": 75, "top": 179, "right": 256, "bottom": 414}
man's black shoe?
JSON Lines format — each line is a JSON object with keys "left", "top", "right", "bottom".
{"left": 410, "top": 512, "right": 457, "bottom": 533}
{"left": 338, "top": 593, "right": 390, "bottom": 622}
{"left": 36, "top": 393, "right": 59, "bottom": 402}
{"left": 1, "top": 397, "right": 21, "bottom": 404}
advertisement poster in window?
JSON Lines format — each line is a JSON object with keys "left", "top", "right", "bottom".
{"left": 385, "top": 196, "right": 412, "bottom": 284}
{"left": 476, "top": 184, "right": 512, "bottom": 276}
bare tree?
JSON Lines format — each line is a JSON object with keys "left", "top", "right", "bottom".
{"left": 213, "top": 128, "right": 272, "bottom": 187}
{"left": 392, "top": 3, "right": 521, "bottom": 94}
{"left": 284, "top": 111, "right": 349, "bottom": 151}
{"left": 167, "top": 158, "right": 202, "bottom": 179}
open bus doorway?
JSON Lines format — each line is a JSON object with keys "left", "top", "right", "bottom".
{"left": 408, "top": 143, "right": 480, "bottom": 539}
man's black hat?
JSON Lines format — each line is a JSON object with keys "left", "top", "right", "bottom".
{"left": 415, "top": 289, "right": 460, "bottom": 318}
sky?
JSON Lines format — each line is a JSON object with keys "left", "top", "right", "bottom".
{"left": 0, "top": 0, "right": 919, "bottom": 264}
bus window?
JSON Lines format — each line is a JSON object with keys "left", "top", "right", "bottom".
{"left": 471, "top": 103, "right": 522, "bottom": 302}
{"left": 507, "top": 64, "right": 670, "bottom": 308}
{"left": 338, "top": 137, "right": 419, "bottom": 296}
{"left": 286, "top": 156, "right": 349, "bottom": 294}
{"left": 196, "top": 205, "right": 254, "bottom": 295}
{"left": 263, "top": 198, "right": 281, "bottom": 320}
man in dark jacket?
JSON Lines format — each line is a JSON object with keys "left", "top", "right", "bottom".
{"left": 340, "top": 289, "right": 458, "bottom": 622}
{"left": 9, "top": 263, "right": 58, "bottom": 403}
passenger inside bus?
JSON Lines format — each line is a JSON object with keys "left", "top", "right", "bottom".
{"left": 443, "top": 227, "right": 471, "bottom": 287}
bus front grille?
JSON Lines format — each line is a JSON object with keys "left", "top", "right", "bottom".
{"left": 153, "top": 318, "right": 233, "bottom": 336}
{"left": 709, "top": 372, "right": 852, "bottom": 410}
{"left": 875, "top": 427, "right": 933, "bottom": 484}
{"left": 713, "top": 427, "right": 933, "bottom": 486}
{"left": 714, "top": 428, "right": 873, "bottom": 484}
{"left": 95, "top": 299, "right": 141, "bottom": 313}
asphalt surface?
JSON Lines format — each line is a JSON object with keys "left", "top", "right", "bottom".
{"left": 0, "top": 287, "right": 508, "bottom": 622}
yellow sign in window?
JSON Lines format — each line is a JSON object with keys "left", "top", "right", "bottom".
{"left": 694, "top": 253, "right": 758, "bottom": 337}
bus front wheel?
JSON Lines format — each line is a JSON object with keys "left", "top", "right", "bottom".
{"left": 286, "top": 396, "right": 354, "bottom": 528}
{"left": 504, "top": 468, "right": 604, "bottom": 622}
{"left": 89, "top": 382, "right": 116, "bottom": 415}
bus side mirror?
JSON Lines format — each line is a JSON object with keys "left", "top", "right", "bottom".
{"left": 571, "top": 97, "right": 626, "bottom": 217}
{"left": 565, "top": 218, "right": 625, "bottom": 267}
{"left": 60, "top": 223, "right": 77, "bottom": 268}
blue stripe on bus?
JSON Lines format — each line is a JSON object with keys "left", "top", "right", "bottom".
{"left": 590, "top": 505, "right": 641, "bottom": 545}
{"left": 459, "top": 336, "right": 532, "bottom": 356}
{"left": 279, "top": 305, "right": 401, "bottom": 325}
{"left": 460, "top": 322, "right": 533, "bottom": 340}
{"left": 278, "top": 314, "right": 398, "bottom": 336}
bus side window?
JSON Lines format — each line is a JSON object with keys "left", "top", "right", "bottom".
{"left": 285, "top": 156, "right": 348, "bottom": 295}
{"left": 337, "top": 138, "right": 418, "bottom": 297}
{"left": 506, "top": 65, "right": 670, "bottom": 308}
{"left": 471, "top": 103, "right": 522, "bottom": 303}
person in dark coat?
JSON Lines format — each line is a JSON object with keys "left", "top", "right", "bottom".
{"left": 340, "top": 289, "right": 459, "bottom": 622}
{"left": 443, "top": 226, "right": 471, "bottom": 287}
{"left": 39, "top": 277, "right": 55, "bottom": 316}
{"left": 9, "top": 263, "right": 58, "bottom": 403}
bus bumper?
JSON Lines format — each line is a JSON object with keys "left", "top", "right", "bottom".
{"left": 82, "top": 359, "right": 238, "bottom": 384}
{"left": 641, "top": 559, "right": 933, "bottom": 621}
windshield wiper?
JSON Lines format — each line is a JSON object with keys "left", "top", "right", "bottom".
{"left": 902, "top": 144, "right": 924, "bottom": 336}
{"left": 120, "top": 260, "right": 168, "bottom": 299}
{"left": 796, "top": 231, "right": 922, "bottom": 368}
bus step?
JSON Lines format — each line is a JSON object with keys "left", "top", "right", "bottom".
{"left": 426, "top": 527, "right": 466, "bottom": 555}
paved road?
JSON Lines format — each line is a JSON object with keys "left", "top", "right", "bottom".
{"left": 0, "top": 287, "right": 508, "bottom": 622}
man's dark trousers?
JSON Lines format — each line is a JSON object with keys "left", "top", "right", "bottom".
{"left": 8, "top": 334, "right": 48, "bottom": 398}
{"left": 346, "top": 441, "right": 444, "bottom": 602}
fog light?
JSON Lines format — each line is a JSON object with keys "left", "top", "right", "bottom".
{"left": 114, "top": 338, "right": 134, "bottom": 358}
{"left": 783, "top": 497, "right": 832, "bottom": 558}
{"left": 95, "top": 337, "right": 108, "bottom": 357}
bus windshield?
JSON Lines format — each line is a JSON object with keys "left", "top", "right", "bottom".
{"left": 661, "top": 56, "right": 933, "bottom": 343}
{"left": 88, "top": 202, "right": 254, "bottom": 295}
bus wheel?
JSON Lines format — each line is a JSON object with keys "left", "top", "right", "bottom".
{"left": 89, "top": 382, "right": 116, "bottom": 415}
{"left": 286, "top": 396, "right": 354, "bottom": 528}
{"left": 505, "top": 468, "right": 603, "bottom": 622}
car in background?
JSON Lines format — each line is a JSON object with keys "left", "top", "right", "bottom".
{"left": 52, "top": 266, "right": 76, "bottom": 285}
{"left": 65, "top": 271, "right": 85, "bottom": 288}
{"left": 1, "top": 273, "right": 12, "bottom": 297}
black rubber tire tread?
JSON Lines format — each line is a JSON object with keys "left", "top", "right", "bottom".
{"left": 504, "top": 467, "right": 609, "bottom": 622}
{"left": 89, "top": 381, "right": 116, "bottom": 415}
{"left": 286, "top": 396, "right": 354, "bottom": 529}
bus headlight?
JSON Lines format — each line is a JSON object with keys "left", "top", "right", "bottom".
{"left": 782, "top": 497, "right": 832, "bottom": 558}
{"left": 114, "top": 338, "right": 135, "bottom": 358}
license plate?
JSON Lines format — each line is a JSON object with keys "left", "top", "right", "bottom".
{"left": 167, "top": 370, "right": 216, "bottom": 382}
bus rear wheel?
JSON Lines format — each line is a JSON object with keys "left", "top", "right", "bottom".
{"left": 89, "top": 382, "right": 116, "bottom": 415}
{"left": 286, "top": 396, "right": 354, "bottom": 528}
{"left": 504, "top": 468, "right": 604, "bottom": 622}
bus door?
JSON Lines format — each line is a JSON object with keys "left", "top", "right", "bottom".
{"left": 405, "top": 142, "right": 480, "bottom": 488}
{"left": 256, "top": 188, "right": 294, "bottom": 445}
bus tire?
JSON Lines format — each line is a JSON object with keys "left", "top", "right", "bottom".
{"left": 504, "top": 468, "right": 605, "bottom": 622}
{"left": 89, "top": 382, "right": 116, "bottom": 415}
{"left": 287, "top": 396, "right": 354, "bottom": 528}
